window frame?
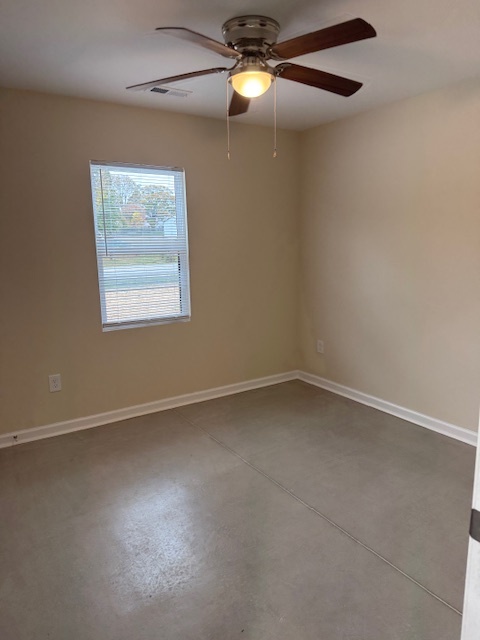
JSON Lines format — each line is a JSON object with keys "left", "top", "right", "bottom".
{"left": 89, "top": 160, "right": 191, "bottom": 332}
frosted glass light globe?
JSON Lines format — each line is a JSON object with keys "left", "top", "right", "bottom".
{"left": 230, "top": 71, "right": 273, "bottom": 98}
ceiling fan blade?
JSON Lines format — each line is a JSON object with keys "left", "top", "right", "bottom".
{"left": 270, "top": 18, "right": 376, "bottom": 60}
{"left": 229, "top": 91, "right": 250, "bottom": 117}
{"left": 157, "top": 27, "right": 242, "bottom": 60}
{"left": 275, "top": 63, "right": 362, "bottom": 97}
{"left": 126, "top": 67, "right": 229, "bottom": 92}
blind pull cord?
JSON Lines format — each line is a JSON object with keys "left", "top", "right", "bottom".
{"left": 99, "top": 169, "right": 109, "bottom": 256}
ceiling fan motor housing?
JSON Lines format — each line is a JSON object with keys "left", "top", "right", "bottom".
{"left": 222, "top": 16, "right": 280, "bottom": 56}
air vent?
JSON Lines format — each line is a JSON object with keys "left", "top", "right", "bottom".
{"left": 150, "top": 86, "right": 192, "bottom": 98}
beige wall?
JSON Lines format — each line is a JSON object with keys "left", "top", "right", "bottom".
{"left": 299, "top": 79, "right": 480, "bottom": 431}
{"left": 2, "top": 80, "right": 480, "bottom": 437}
{"left": 0, "top": 89, "right": 300, "bottom": 434}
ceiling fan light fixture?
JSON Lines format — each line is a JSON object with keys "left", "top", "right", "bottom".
{"left": 229, "top": 57, "right": 274, "bottom": 98}
{"left": 230, "top": 70, "right": 273, "bottom": 98}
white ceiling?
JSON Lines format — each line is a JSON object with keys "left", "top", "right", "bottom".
{"left": 1, "top": 0, "right": 480, "bottom": 130}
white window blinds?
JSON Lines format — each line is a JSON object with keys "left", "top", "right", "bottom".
{"left": 89, "top": 162, "right": 191, "bottom": 331}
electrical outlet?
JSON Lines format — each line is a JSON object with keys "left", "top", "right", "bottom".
{"left": 49, "top": 373, "right": 62, "bottom": 393}
{"left": 316, "top": 340, "right": 324, "bottom": 354}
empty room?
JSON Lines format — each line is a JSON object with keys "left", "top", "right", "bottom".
{"left": 1, "top": 1, "right": 480, "bottom": 638}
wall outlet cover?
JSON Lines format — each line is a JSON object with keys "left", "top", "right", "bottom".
{"left": 49, "top": 374, "right": 62, "bottom": 392}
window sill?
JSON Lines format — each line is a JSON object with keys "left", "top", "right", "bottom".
{"left": 102, "top": 315, "right": 191, "bottom": 332}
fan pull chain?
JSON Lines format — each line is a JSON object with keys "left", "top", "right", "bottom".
{"left": 226, "top": 78, "right": 231, "bottom": 160}
{"left": 273, "top": 75, "right": 277, "bottom": 158}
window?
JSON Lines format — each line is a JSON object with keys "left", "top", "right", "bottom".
{"left": 90, "top": 162, "right": 191, "bottom": 331}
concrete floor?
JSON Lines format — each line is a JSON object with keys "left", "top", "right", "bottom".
{"left": 0, "top": 381, "right": 475, "bottom": 639}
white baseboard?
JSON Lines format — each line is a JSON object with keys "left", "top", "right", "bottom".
{"left": 1, "top": 369, "right": 476, "bottom": 449}
{"left": 298, "top": 371, "right": 478, "bottom": 447}
{"left": 0, "top": 371, "right": 298, "bottom": 448}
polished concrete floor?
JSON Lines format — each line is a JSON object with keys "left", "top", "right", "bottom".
{"left": 0, "top": 381, "right": 475, "bottom": 639}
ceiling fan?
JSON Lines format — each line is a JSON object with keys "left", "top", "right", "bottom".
{"left": 127, "top": 16, "right": 377, "bottom": 117}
